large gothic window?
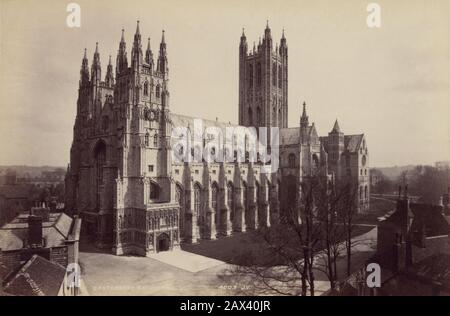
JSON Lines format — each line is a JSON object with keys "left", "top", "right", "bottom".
{"left": 248, "top": 64, "right": 253, "bottom": 88}
{"left": 256, "top": 107, "right": 261, "bottom": 126}
{"left": 227, "top": 182, "right": 234, "bottom": 220}
{"left": 150, "top": 181, "right": 160, "bottom": 200}
{"left": 194, "top": 183, "right": 202, "bottom": 218}
{"left": 256, "top": 63, "right": 261, "bottom": 87}
{"left": 94, "top": 141, "right": 106, "bottom": 209}
{"left": 144, "top": 82, "right": 149, "bottom": 96}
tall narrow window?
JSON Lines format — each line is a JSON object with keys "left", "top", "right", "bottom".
{"left": 278, "top": 65, "right": 282, "bottom": 88}
{"left": 156, "top": 85, "right": 161, "bottom": 98}
{"left": 144, "top": 82, "right": 149, "bottom": 96}
{"left": 243, "top": 182, "right": 248, "bottom": 212}
{"left": 272, "top": 63, "right": 277, "bottom": 86}
{"left": 194, "top": 184, "right": 201, "bottom": 218}
{"left": 256, "top": 107, "right": 261, "bottom": 126}
{"left": 145, "top": 132, "right": 149, "bottom": 147}
{"left": 248, "top": 64, "right": 253, "bottom": 88}
{"left": 227, "top": 182, "right": 234, "bottom": 220}
{"left": 153, "top": 133, "right": 158, "bottom": 147}
{"left": 288, "top": 153, "right": 296, "bottom": 168}
{"left": 248, "top": 107, "right": 253, "bottom": 126}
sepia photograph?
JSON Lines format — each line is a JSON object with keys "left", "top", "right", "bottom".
{"left": 0, "top": 0, "right": 449, "bottom": 304}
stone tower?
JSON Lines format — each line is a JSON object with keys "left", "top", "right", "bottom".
{"left": 238, "top": 22, "right": 288, "bottom": 129}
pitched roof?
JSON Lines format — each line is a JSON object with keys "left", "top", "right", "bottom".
{"left": 4, "top": 255, "right": 65, "bottom": 296}
{"left": 344, "top": 134, "right": 364, "bottom": 153}
{"left": 0, "top": 212, "right": 73, "bottom": 251}
{"left": 407, "top": 253, "right": 450, "bottom": 288}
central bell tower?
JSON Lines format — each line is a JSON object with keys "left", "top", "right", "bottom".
{"left": 238, "top": 22, "right": 288, "bottom": 129}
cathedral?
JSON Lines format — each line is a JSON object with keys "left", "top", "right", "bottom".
{"left": 65, "top": 21, "right": 370, "bottom": 255}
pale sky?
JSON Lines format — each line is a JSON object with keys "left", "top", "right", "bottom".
{"left": 0, "top": 0, "right": 449, "bottom": 167}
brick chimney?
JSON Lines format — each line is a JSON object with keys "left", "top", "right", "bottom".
{"left": 28, "top": 215, "right": 43, "bottom": 248}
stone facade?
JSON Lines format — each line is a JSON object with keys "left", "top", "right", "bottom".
{"left": 65, "top": 22, "right": 369, "bottom": 255}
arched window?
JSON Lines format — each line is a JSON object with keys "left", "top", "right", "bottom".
{"left": 145, "top": 132, "right": 149, "bottom": 147}
{"left": 278, "top": 108, "right": 282, "bottom": 126}
{"left": 144, "top": 81, "right": 149, "bottom": 96}
{"left": 278, "top": 65, "right": 282, "bottom": 88}
{"left": 272, "top": 63, "right": 277, "bottom": 86}
{"left": 288, "top": 153, "right": 296, "bottom": 168}
{"left": 364, "top": 185, "right": 368, "bottom": 199}
{"left": 248, "top": 107, "right": 253, "bottom": 126}
{"left": 362, "top": 155, "right": 367, "bottom": 166}
{"left": 227, "top": 182, "right": 234, "bottom": 220}
{"left": 360, "top": 186, "right": 363, "bottom": 200}
{"left": 156, "top": 85, "right": 161, "bottom": 98}
{"left": 150, "top": 181, "right": 160, "bottom": 200}
{"left": 194, "top": 184, "right": 201, "bottom": 217}
{"left": 153, "top": 133, "right": 158, "bottom": 147}
{"left": 312, "top": 154, "right": 319, "bottom": 169}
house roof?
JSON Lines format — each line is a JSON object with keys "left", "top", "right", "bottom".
{"left": 4, "top": 255, "right": 65, "bottom": 296}
{"left": 320, "top": 134, "right": 364, "bottom": 154}
{"left": 0, "top": 212, "right": 73, "bottom": 251}
{"left": 383, "top": 201, "right": 450, "bottom": 238}
{"left": 407, "top": 253, "right": 450, "bottom": 289}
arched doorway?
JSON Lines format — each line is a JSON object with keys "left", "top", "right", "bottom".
{"left": 157, "top": 233, "right": 170, "bottom": 252}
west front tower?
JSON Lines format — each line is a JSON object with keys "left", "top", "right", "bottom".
{"left": 239, "top": 22, "right": 288, "bottom": 129}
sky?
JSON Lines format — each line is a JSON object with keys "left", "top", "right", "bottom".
{"left": 0, "top": 0, "right": 449, "bottom": 167}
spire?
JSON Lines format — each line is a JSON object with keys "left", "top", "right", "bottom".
{"left": 145, "top": 37, "right": 153, "bottom": 66}
{"left": 240, "top": 27, "right": 247, "bottom": 43}
{"left": 280, "top": 28, "right": 287, "bottom": 52}
{"left": 331, "top": 119, "right": 341, "bottom": 134}
{"left": 264, "top": 19, "right": 271, "bottom": 40}
{"left": 117, "top": 29, "right": 128, "bottom": 74}
{"left": 157, "top": 30, "right": 168, "bottom": 75}
{"left": 91, "top": 42, "right": 101, "bottom": 83}
{"left": 79, "top": 48, "right": 89, "bottom": 87}
{"left": 131, "top": 21, "right": 143, "bottom": 68}
{"left": 300, "top": 101, "right": 309, "bottom": 128}
{"left": 136, "top": 20, "right": 140, "bottom": 35}
{"left": 105, "top": 55, "right": 114, "bottom": 87}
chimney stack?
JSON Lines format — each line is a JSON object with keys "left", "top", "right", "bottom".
{"left": 28, "top": 215, "right": 43, "bottom": 248}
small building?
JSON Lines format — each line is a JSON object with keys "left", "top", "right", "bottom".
{"left": 0, "top": 208, "right": 81, "bottom": 295}
{"left": 374, "top": 186, "right": 450, "bottom": 295}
